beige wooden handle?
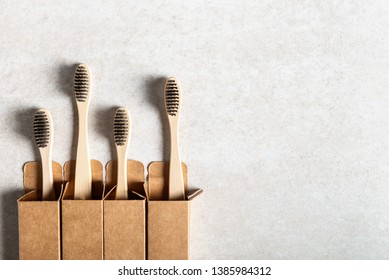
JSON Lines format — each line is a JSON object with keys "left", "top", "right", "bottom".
{"left": 168, "top": 119, "right": 185, "bottom": 200}
{"left": 74, "top": 104, "right": 92, "bottom": 200}
{"left": 40, "top": 148, "right": 55, "bottom": 200}
{"left": 115, "top": 146, "right": 128, "bottom": 199}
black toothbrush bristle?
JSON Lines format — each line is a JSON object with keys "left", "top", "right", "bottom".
{"left": 114, "top": 108, "right": 129, "bottom": 146}
{"left": 33, "top": 110, "right": 50, "bottom": 148}
{"left": 74, "top": 64, "right": 90, "bottom": 102}
{"left": 165, "top": 78, "right": 180, "bottom": 116}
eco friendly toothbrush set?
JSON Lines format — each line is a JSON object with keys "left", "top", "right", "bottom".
{"left": 18, "top": 64, "right": 203, "bottom": 260}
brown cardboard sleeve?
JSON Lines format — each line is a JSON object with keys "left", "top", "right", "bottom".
{"left": 103, "top": 160, "right": 146, "bottom": 260}
{"left": 18, "top": 161, "right": 63, "bottom": 260}
{"left": 147, "top": 161, "right": 202, "bottom": 260}
{"left": 61, "top": 160, "right": 104, "bottom": 260}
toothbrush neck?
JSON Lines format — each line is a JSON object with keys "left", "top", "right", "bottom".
{"left": 169, "top": 119, "right": 180, "bottom": 160}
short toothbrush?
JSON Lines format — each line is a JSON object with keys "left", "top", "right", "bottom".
{"left": 33, "top": 109, "right": 56, "bottom": 200}
{"left": 73, "top": 64, "right": 92, "bottom": 200}
{"left": 113, "top": 107, "right": 131, "bottom": 199}
{"left": 165, "top": 77, "right": 185, "bottom": 200}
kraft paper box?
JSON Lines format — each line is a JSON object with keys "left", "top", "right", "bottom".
{"left": 103, "top": 160, "right": 146, "bottom": 260}
{"left": 147, "top": 161, "right": 202, "bottom": 260}
{"left": 61, "top": 160, "right": 104, "bottom": 260}
{"left": 18, "top": 161, "right": 63, "bottom": 260}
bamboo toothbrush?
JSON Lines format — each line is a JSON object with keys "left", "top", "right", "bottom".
{"left": 113, "top": 107, "right": 131, "bottom": 199}
{"left": 73, "top": 64, "right": 92, "bottom": 200}
{"left": 165, "top": 77, "right": 185, "bottom": 200}
{"left": 33, "top": 109, "right": 56, "bottom": 200}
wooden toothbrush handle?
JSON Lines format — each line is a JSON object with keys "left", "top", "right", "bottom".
{"left": 169, "top": 120, "right": 185, "bottom": 200}
{"left": 40, "top": 148, "right": 54, "bottom": 200}
{"left": 74, "top": 105, "right": 92, "bottom": 200}
{"left": 116, "top": 147, "right": 128, "bottom": 199}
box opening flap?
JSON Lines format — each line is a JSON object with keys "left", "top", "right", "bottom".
{"left": 63, "top": 160, "right": 104, "bottom": 200}
{"left": 147, "top": 161, "right": 202, "bottom": 201}
{"left": 105, "top": 160, "right": 146, "bottom": 199}
{"left": 22, "top": 161, "right": 63, "bottom": 200}
{"left": 104, "top": 185, "right": 145, "bottom": 200}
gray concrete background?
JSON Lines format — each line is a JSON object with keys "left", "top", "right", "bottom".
{"left": 0, "top": 0, "right": 388, "bottom": 259}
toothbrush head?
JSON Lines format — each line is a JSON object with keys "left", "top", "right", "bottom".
{"left": 113, "top": 107, "right": 130, "bottom": 146}
{"left": 164, "top": 77, "right": 181, "bottom": 117}
{"left": 33, "top": 109, "right": 52, "bottom": 149}
{"left": 74, "top": 64, "right": 91, "bottom": 102}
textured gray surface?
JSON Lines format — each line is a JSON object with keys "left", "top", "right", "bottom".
{"left": 0, "top": 1, "right": 388, "bottom": 259}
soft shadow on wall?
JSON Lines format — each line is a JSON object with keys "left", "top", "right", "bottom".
{"left": 143, "top": 75, "right": 170, "bottom": 161}
{"left": 2, "top": 107, "right": 40, "bottom": 259}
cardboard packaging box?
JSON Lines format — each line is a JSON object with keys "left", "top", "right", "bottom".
{"left": 147, "top": 161, "right": 202, "bottom": 260}
{"left": 18, "top": 161, "right": 63, "bottom": 260}
{"left": 61, "top": 160, "right": 104, "bottom": 260}
{"left": 103, "top": 160, "right": 146, "bottom": 260}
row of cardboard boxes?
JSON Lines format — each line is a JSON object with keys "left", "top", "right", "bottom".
{"left": 18, "top": 160, "right": 202, "bottom": 260}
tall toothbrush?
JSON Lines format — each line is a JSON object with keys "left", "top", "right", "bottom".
{"left": 33, "top": 109, "right": 56, "bottom": 200}
{"left": 164, "top": 77, "right": 185, "bottom": 200}
{"left": 113, "top": 107, "right": 131, "bottom": 199}
{"left": 73, "top": 64, "right": 92, "bottom": 200}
